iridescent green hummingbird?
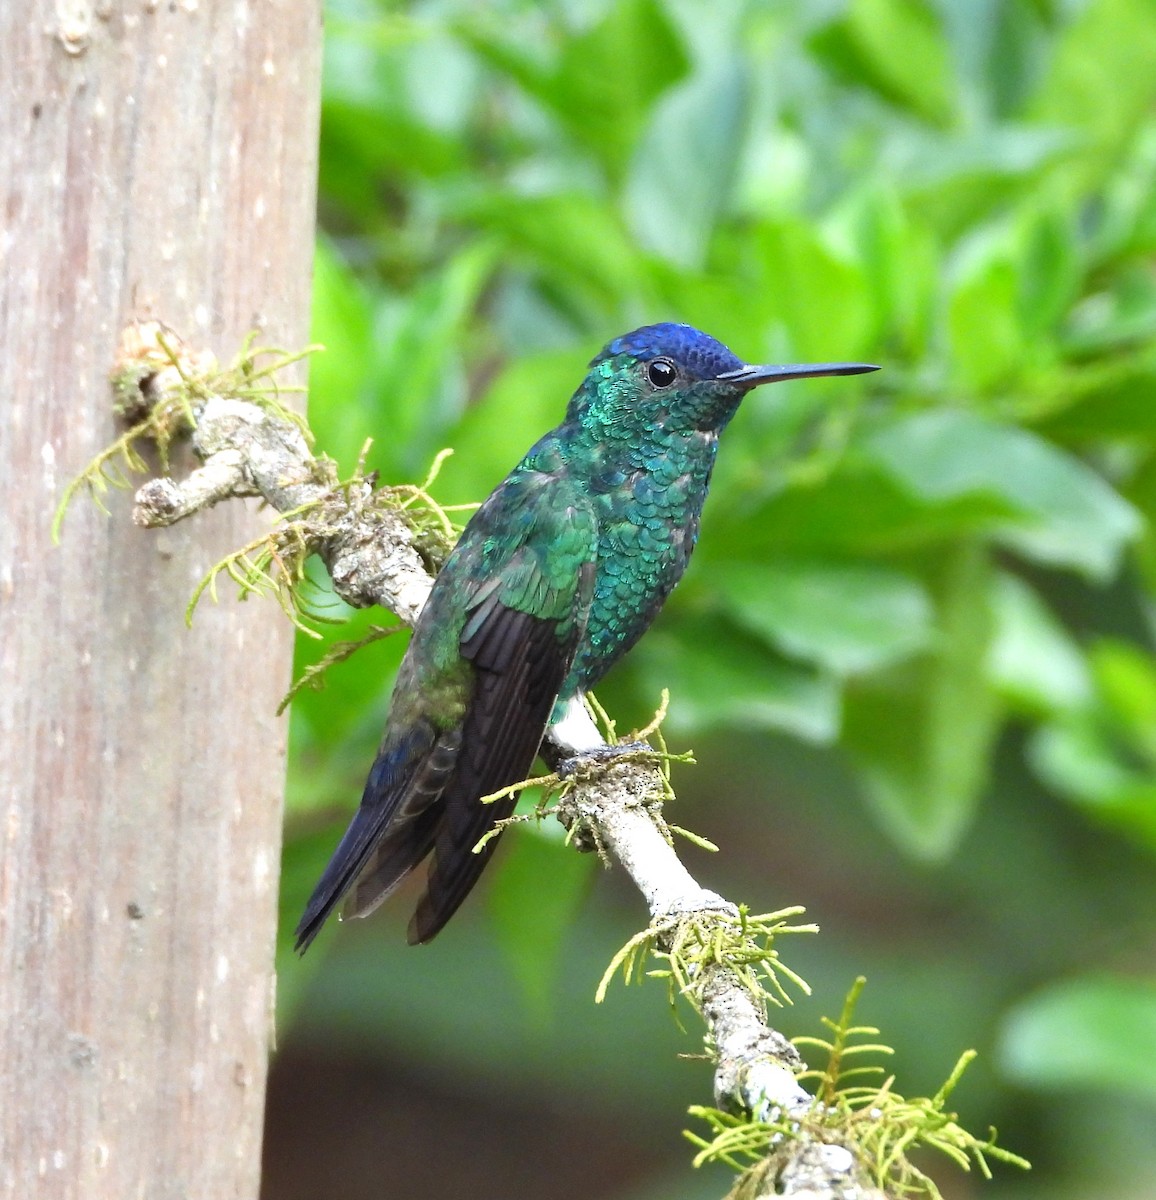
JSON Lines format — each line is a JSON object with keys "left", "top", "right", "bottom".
{"left": 296, "top": 324, "right": 877, "bottom": 948}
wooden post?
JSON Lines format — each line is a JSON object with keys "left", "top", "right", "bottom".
{"left": 0, "top": 4, "right": 321, "bottom": 1197}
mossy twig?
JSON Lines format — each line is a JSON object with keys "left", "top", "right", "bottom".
{"left": 685, "top": 978, "right": 1030, "bottom": 1199}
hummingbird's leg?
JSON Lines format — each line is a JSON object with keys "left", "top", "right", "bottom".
{"left": 548, "top": 693, "right": 604, "bottom": 755}
{"left": 543, "top": 694, "right": 640, "bottom": 771}
{"left": 547, "top": 695, "right": 658, "bottom": 775}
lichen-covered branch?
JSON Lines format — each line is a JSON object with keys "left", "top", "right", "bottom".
{"left": 113, "top": 325, "right": 436, "bottom": 627}
{"left": 90, "top": 324, "right": 1015, "bottom": 1200}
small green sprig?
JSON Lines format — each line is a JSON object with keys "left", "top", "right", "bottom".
{"left": 595, "top": 905, "right": 816, "bottom": 1009}
{"left": 277, "top": 623, "right": 405, "bottom": 715}
{"left": 52, "top": 409, "right": 180, "bottom": 542}
{"left": 376, "top": 446, "right": 478, "bottom": 573}
{"left": 186, "top": 509, "right": 335, "bottom": 637}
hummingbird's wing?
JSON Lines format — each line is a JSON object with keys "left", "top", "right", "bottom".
{"left": 405, "top": 582, "right": 591, "bottom": 943}
{"left": 294, "top": 474, "right": 597, "bottom": 951}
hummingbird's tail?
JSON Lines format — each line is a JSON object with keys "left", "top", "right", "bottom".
{"left": 293, "top": 723, "right": 456, "bottom": 953}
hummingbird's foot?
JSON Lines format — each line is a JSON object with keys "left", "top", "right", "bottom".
{"left": 556, "top": 740, "right": 653, "bottom": 779}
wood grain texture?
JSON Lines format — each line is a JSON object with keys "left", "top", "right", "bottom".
{"left": 0, "top": 3, "right": 321, "bottom": 1197}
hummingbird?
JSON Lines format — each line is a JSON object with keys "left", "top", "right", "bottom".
{"left": 295, "top": 324, "right": 877, "bottom": 949}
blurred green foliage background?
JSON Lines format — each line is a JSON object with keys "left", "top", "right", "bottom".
{"left": 262, "top": 1, "right": 1156, "bottom": 1197}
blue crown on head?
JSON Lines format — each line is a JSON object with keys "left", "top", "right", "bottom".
{"left": 592, "top": 323, "right": 745, "bottom": 381}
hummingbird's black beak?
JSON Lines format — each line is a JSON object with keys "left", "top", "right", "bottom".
{"left": 716, "top": 361, "right": 880, "bottom": 388}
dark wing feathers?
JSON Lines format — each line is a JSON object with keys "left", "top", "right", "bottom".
{"left": 407, "top": 601, "right": 578, "bottom": 944}
{"left": 343, "top": 729, "right": 462, "bottom": 919}
{"left": 293, "top": 721, "right": 458, "bottom": 952}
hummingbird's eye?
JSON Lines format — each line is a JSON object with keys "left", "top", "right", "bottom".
{"left": 646, "top": 358, "right": 677, "bottom": 389}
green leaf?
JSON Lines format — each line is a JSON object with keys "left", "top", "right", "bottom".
{"left": 551, "top": 0, "right": 691, "bottom": 177}
{"left": 756, "top": 217, "right": 873, "bottom": 360}
{"left": 625, "top": 61, "right": 750, "bottom": 268}
{"left": 720, "top": 462, "right": 1020, "bottom": 559}
{"left": 946, "top": 231, "right": 1028, "bottom": 390}
{"left": 999, "top": 977, "right": 1156, "bottom": 1102}
{"left": 1028, "top": 639, "right": 1156, "bottom": 852}
{"left": 810, "top": 0, "right": 957, "bottom": 126}
{"left": 287, "top": 598, "right": 409, "bottom": 753}
{"left": 488, "top": 820, "right": 595, "bottom": 1024}
{"left": 1016, "top": 205, "right": 1081, "bottom": 338}
{"left": 459, "top": 0, "right": 691, "bottom": 180}
{"left": 831, "top": 187, "right": 938, "bottom": 356}
{"left": 321, "top": 96, "right": 464, "bottom": 190}
{"left": 867, "top": 410, "right": 1143, "bottom": 581}
{"left": 1093, "top": 640, "right": 1156, "bottom": 758}
{"left": 320, "top": 23, "right": 467, "bottom": 203}
{"left": 712, "top": 559, "right": 932, "bottom": 676}
{"left": 986, "top": 570, "right": 1091, "bottom": 716}
{"left": 636, "top": 616, "right": 841, "bottom": 743}
{"left": 1031, "top": 0, "right": 1156, "bottom": 187}
{"left": 368, "top": 240, "right": 498, "bottom": 477}
{"left": 843, "top": 541, "right": 999, "bottom": 858}
{"left": 1038, "top": 362, "right": 1156, "bottom": 438}
{"left": 895, "top": 123, "right": 1071, "bottom": 242}
{"left": 465, "top": 192, "right": 642, "bottom": 307}
{"left": 1029, "top": 719, "right": 1156, "bottom": 853}
{"left": 972, "top": 0, "right": 1053, "bottom": 118}
{"left": 945, "top": 206, "right": 1078, "bottom": 387}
